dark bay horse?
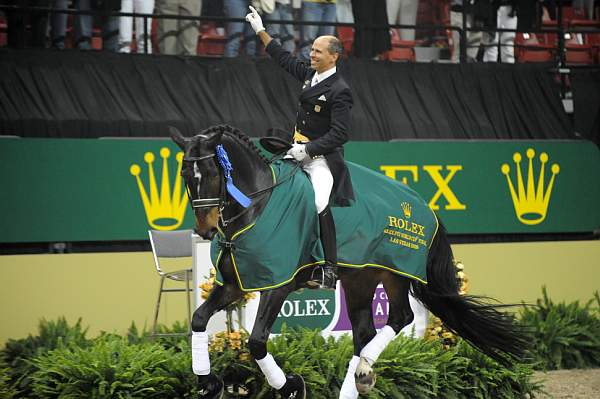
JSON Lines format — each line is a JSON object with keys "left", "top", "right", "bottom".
{"left": 171, "top": 124, "right": 528, "bottom": 399}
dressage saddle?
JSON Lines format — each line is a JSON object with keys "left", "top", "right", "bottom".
{"left": 259, "top": 136, "right": 292, "bottom": 155}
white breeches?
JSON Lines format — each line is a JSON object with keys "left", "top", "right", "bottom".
{"left": 301, "top": 156, "right": 334, "bottom": 214}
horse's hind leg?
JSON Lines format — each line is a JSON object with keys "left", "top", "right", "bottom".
{"left": 382, "top": 275, "right": 414, "bottom": 336}
{"left": 338, "top": 272, "right": 380, "bottom": 398}
{"left": 247, "top": 284, "right": 306, "bottom": 399}
{"left": 191, "top": 283, "right": 243, "bottom": 399}
{"left": 351, "top": 274, "right": 413, "bottom": 397}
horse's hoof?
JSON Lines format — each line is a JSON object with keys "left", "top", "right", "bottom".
{"left": 354, "top": 357, "right": 376, "bottom": 395}
{"left": 279, "top": 374, "right": 306, "bottom": 399}
{"left": 197, "top": 373, "right": 224, "bottom": 399}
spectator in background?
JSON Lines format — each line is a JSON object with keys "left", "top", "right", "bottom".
{"left": 299, "top": 0, "right": 336, "bottom": 61}
{"left": 450, "top": 0, "right": 484, "bottom": 62}
{"left": 75, "top": 0, "right": 120, "bottom": 50}
{"left": 5, "top": 0, "right": 50, "bottom": 48}
{"left": 482, "top": 0, "right": 517, "bottom": 63}
{"left": 156, "top": 0, "right": 202, "bottom": 55}
{"left": 386, "top": 0, "right": 419, "bottom": 41}
{"left": 50, "top": 0, "right": 68, "bottom": 49}
{"left": 223, "top": 0, "right": 258, "bottom": 56}
{"left": 351, "top": 0, "right": 391, "bottom": 58}
{"left": 118, "top": 0, "right": 154, "bottom": 53}
{"left": 572, "top": 0, "right": 595, "bottom": 19}
{"left": 265, "top": 0, "right": 296, "bottom": 53}
{"left": 336, "top": 0, "right": 353, "bottom": 24}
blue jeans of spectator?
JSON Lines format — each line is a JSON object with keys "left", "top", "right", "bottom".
{"left": 51, "top": 0, "right": 68, "bottom": 48}
{"left": 224, "top": 0, "right": 257, "bottom": 57}
{"left": 300, "top": 1, "right": 336, "bottom": 61}
{"left": 75, "top": 0, "right": 119, "bottom": 51}
{"left": 266, "top": 3, "right": 296, "bottom": 53}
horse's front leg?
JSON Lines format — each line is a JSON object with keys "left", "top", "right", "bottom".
{"left": 191, "top": 283, "right": 243, "bottom": 399}
{"left": 247, "top": 284, "right": 305, "bottom": 399}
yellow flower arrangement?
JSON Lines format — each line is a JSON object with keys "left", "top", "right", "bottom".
{"left": 425, "top": 259, "right": 469, "bottom": 348}
{"left": 200, "top": 268, "right": 253, "bottom": 362}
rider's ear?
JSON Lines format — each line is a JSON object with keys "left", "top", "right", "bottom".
{"left": 169, "top": 126, "right": 187, "bottom": 150}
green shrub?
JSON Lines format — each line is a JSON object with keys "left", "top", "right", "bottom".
{"left": 206, "top": 327, "right": 540, "bottom": 399}
{"left": 30, "top": 336, "right": 196, "bottom": 398}
{"left": 0, "top": 359, "right": 18, "bottom": 399}
{"left": 520, "top": 288, "right": 600, "bottom": 370}
{"left": 9, "top": 284, "right": 600, "bottom": 398}
{"left": 1, "top": 317, "right": 90, "bottom": 397}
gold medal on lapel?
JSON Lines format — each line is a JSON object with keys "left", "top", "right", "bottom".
{"left": 314, "top": 104, "right": 321, "bottom": 112}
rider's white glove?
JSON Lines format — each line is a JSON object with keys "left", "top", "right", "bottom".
{"left": 287, "top": 143, "right": 309, "bottom": 161}
{"left": 245, "top": 5, "right": 265, "bottom": 34}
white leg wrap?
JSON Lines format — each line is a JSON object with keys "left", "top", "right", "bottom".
{"left": 339, "top": 356, "right": 360, "bottom": 399}
{"left": 191, "top": 331, "right": 210, "bottom": 375}
{"left": 256, "top": 353, "right": 286, "bottom": 390}
{"left": 360, "top": 325, "right": 397, "bottom": 365}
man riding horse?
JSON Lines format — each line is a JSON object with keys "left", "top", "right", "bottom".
{"left": 247, "top": 6, "right": 354, "bottom": 290}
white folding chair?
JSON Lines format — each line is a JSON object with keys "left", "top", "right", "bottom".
{"left": 148, "top": 229, "right": 194, "bottom": 337}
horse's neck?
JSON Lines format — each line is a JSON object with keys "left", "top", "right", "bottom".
{"left": 220, "top": 134, "right": 272, "bottom": 236}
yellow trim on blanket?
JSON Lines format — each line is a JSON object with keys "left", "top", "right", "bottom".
{"left": 215, "top": 257, "right": 428, "bottom": 292}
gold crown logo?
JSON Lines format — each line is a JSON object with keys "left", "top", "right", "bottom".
{"left": 401, "top": 201, "right": 412, "bottom": 219}
{"left": 501, "top": 148, "right": 560, "bottom": 225}
{"left": 129, "top": 148, "right": 188, "bottom": 230}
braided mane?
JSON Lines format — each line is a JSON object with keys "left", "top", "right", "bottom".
{"left": 196, "top": 124, "right": 270, "bottom": 165}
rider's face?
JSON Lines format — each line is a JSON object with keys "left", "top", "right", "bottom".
{"left": 310, "top": 36, "right": 338, "bottom": 74}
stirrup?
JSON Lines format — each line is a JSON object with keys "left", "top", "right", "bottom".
{"left": 307, "top": 264, "right": 337, "bottom": 290}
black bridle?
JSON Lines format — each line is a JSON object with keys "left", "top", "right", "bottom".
{"left": 181, "top": 151, "right": 300, "bottom": 228}
{"left": 181, "top": 153, "right": 223, "bottom": 210}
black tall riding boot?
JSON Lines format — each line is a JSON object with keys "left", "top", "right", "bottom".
{"left": 308, "top": 206, "right": 338, "bottom": 289}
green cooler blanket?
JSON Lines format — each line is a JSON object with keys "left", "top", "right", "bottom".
{"left": 211, "top": 160, "right": 439, "bottom": 291}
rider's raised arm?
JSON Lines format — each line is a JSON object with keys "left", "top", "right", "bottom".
{"left": 264, "top": 40, "right": 311, "bottom": 82}
{"left": 246, "top": 6, "right": 310, "bottom": 82}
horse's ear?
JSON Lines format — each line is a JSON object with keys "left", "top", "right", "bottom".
{"left": 169, "top": 126, "right": 186, "bottom": 150}
{"left": 204, "top": 128, "right": 224, "bottom": 146}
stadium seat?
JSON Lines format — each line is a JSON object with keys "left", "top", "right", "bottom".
{"left": 540, "top": 21, "right": 597, "bottom": 65}
{"left": 570, "top": 19, "right": 600, "bottom": 63}
{"left": 0, "top": 15, "right": 6, "bottom": 47}
{"left": 92, "top": 28, "right": 102, "bottom": 50}
{"left": 197, "top": 22, "right": 226, "bottom": 56}
{"left": 337, "top": 26, "right": 354, "bottom": 56}
{"left": 383, "top": 29, "right": 416, "bottom": 62}
{"left": 515, "top": 33, "right": 555, "bottom": 63}
{"left": 148, "top": 229, "right": 193, "bottom": 337}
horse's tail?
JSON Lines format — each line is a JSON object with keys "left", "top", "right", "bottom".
{"left": 411, "top": 220, "right": 529, "bottom": 366}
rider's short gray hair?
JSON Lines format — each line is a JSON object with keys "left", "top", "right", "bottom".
{"left": 327, "top": 37, "right": 343, "bottom": 59}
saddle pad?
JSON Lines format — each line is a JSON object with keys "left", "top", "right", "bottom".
{"left": 211, "top": 160, "right": 438, "bottom": 291}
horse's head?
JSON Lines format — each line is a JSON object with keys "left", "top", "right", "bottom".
{"left": 171, "top": 126, "right": 224, "bottom": 240}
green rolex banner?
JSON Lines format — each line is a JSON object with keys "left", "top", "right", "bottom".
{"left": 0, "top": 138, "right": 599, "bottom": 243}
{"left": 345, "top": 140, "right": 600, "bottom": 234}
